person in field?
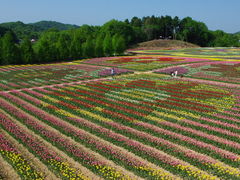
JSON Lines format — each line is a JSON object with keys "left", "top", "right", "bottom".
{"left": 111, "top": 68, "right": 115, "bottom": 75}
{"left": 171, "top": 70, "right": 178, "bottom": 78}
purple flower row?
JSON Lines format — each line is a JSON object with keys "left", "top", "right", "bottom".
{"left": 6, "top": 91, "right": 179, "bottom": 178}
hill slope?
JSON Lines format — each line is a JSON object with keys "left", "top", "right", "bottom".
{"left": 0, "top": 21, "right": 79, "bottom": 39}
{"left": 134, "top": 39, "right": 199, "bottom": 49}
{"left": 29, "top": 21, "right": 79, "bottom": 31}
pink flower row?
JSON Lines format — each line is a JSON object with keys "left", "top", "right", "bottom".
{"left": 135, "top": 121, "right": 239, "bottom": 161}
{"left": 20, "top": 85, "right": 240, "bottom": 162}
{"left": 0, "top": 92, "right": 169, "bottom": 176}
{"left": 159, "top": 121, "right": 240, "bottom": 150}
{"left": 69, "top": 116, "right": 222, "bottom": 165}
{"left": 181, "top": 119, "right": 240, "bottom": 138}
{"left": 0, "top": 106, "right": 61, "bottom": 162}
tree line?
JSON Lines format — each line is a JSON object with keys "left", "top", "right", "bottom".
{"left": 0, "top": 16, "right": 239, "bottom": 65}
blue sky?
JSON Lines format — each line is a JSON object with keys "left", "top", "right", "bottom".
{"left": 0, "top": 0, "right": 239, "bottom": 33}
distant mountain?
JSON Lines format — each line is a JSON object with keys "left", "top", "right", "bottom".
{"left": 0, "top": 21, "right": 40, "bottom": 39}
{"left": 29, "top": 21, "right": 79, "bottom": 31}
{"left": 0, "top": 21, "right": 79, "bottom": 39}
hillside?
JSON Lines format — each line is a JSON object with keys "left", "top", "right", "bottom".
{"left": 0, "top": 21, "right": 40, "bottom": 39}
{"left": 0, "top": 21, "right": 79, "bottom": 39}
{"left": 133, "top": 39, "right": 200, "bottom": 49}
{"left": 29, "top": 21, "right": 79, "bottom": 31}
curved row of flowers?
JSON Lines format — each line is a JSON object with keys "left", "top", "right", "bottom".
{"left": 0, "top": 132, "right": 44, "bottom": 179}
{"left": 1, "top": 81, "right": 238, "bottom": 179}
{"left": 0, "top": 106, "right": 93, "bottom": 180}
{"left": 0, "top": 93, "right": 179, "bottom": 180}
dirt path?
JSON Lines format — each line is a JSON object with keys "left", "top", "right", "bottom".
{"left": 0, "top": 97, "right": 142, "bottom": 180}
{"left": 0, "top": 126, "right": 57, "bottom": 180}
{"left": 3, "top": 61, "right": 239, "bottom": 94}
{"left": 2, "top": 77, "right": 112, "bottom": 94}
{"left": 0, "top": 109, "right": 61, "bottom": 180}
{"left": 0, "top": 94, "right": 183, "bottom": 179}
{"left": 0, "top": 153, "right": 21, "bottom": 180}
{"left": 0, "top": 105, "right": 99, "bottom": 180}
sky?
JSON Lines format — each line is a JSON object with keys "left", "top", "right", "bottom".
{"left": 0, "top": 0, "right": 240, "bottom": 33}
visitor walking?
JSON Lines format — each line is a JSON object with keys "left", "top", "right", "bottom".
{"left": 170, "top": 70, "right": 178, "bottom": 78}
{"left": 111, "top": 68, "right": 115, "bottom": 75}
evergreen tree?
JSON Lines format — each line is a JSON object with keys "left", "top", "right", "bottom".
{"left": 1, "top": 31, "right": 20, "bottom": 65}
{"left": 95, "top": 35, "right": 104, "bottom": 57}
{"left": 69, "top": 36, "right": 82, "bottom": 59}
{"left": 82, "top": 37, "right": 95, "bottom": 58}
{"left": 112, "top": 34, "right": 126, "bottom": 55}
{"left": 103, "top": 33, "right": 113, "bottom": 56}
{"left": 0, "top": 37, "right": 2, "bottom": 65}
{"left": 20, "top": 37, "right": 35, "bottom": 64}
{"left": 37, "top": 39, "right": 53, "bottom": 63}
{"left": 56, "top": 33, "right": 70, "bottom": 60}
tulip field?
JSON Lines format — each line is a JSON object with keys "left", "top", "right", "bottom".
{"left": 0, "top": 48, "right": 240, "bottom": 179}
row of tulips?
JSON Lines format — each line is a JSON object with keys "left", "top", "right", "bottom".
{"left": 3, "top": 91, "right": 220, "bottom": 179}
{"left": 0, "top": 133, "right": 44, "bottom": 179}
{"left": 0, "top": 99, "right": 91, "bottom": 180}
{"left": 22, "top": 84, "right": 240, "bottom": 160}
{"left": 9, "top": 87, "right": 238, "bottom": 179}
{"left": 0, "top": 94, "right": 134, "bottom": 180}
{"left": 23, "top": 82, "right": 239, "bottom": 146}
{"left": 0, "top": 92, "right": 180, "bottom": 179}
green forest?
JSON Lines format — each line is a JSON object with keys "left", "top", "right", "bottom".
{"left": 0, "top": 16, "right": 239, "bottom": 65}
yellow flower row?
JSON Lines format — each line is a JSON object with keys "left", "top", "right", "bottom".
{"left": 134, "top": 165, "right": 180, "bottom": 180}
{"left": 48, "top": 159, "right": 89, "bottom": 180}
{"left": 208, "top": 163, "right": 240, "bottom": 177}
{"left": 76, "top": 109, "right": 112, "bottom": 122}
{"left": 157, "top": 107, "right": 200, "bottom": 119}
{"left": 94, "top": 165, "right": 131, "bottom": 179}
{"left": 119, "top": 91, "right": 144, "bottom": 100}
{"left": 0, "top": 150, "right": 44, "bottom": 179}
{"left": 176, "top": 164, "right": 219, "bottom": 180}
{"left": 188, "top": 95, "right": 235, "bottom": 112}
{"left": 156, "top": 110, "right": 185, "bottom": 121}
{"left": 56, "top": 109, "right": 78, "bottom": 118}
{"left": 43, "top": 95, "right": 59, "bottom": 103}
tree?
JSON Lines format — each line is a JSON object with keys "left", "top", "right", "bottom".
{"left": 210, "top": 30, "right": 239, "bottom": 47}
{"left": 20, "top": 37, "right": 35, "bottom": 64}
{"left": 101, "top": 20, "right": 135, "bottom": 45}
{"left": 112, "top": 34, "right": 126, "bottom": 55}
{"left": 95, "top": 34, "right": 104, "bottom": 57}
{"left": 56, "top": 33, "right": 70, "bottom": 60}
{"left": 69, "top": 36, "right": 82, "bottom": 59}
{"left": 34, "top": 30, "right": 59, "bottom": 63}
{"left": 82, "top": 37, "right": 95, "bottom": 58}
{"left": 178, "top": 17, "right": 211, "bottom": 46}
{"left": 1, "top": 31, "right": 20, "bottom": 65}
{"left": 130, "top": 17, "right": 142, "bottom": 27}
{"left": 103, "top": 33, "right": 113, "bottom": 56}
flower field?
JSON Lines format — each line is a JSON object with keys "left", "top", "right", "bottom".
{"left": 0, "top": 48, "right": 240, "bottom": 179}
